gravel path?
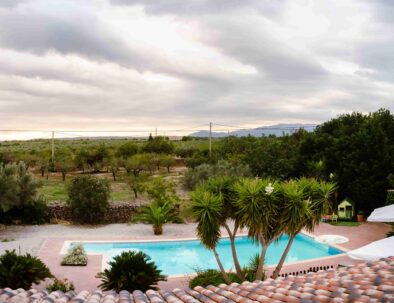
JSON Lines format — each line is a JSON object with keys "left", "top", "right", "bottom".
{"left": 0, "top": 223, "right": 205, "bottom": 255}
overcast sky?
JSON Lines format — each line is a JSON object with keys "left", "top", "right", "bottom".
{"left": 0, "top": 0, "right": 393, "bottom": 137}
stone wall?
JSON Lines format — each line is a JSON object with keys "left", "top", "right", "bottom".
{"left": 48, "top": 202, "right": 139, "bottom": 223}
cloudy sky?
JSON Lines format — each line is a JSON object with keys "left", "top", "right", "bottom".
{"left": 0, "top": 0, "right": 393, "bottom": 137}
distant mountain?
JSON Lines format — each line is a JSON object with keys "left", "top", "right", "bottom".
{"left": 189, "top": 123, "right": 317, "bottom": 138}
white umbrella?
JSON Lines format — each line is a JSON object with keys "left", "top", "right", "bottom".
{"left": 347, "top": 236, "right": 394, "bottom": 261}
{"left": 367, "top": 204, "right": 394, "bottom": 222}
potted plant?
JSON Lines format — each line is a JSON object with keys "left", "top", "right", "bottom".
{"left": 357, "top": 210, "right": 365, "bottom": 222}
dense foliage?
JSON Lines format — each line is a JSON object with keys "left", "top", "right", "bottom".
{"left": 0, "top": 250, "right": 53, "bottom": 289}
{"left": 189, "top": 269, "right": 240, "bottom": 288}
{"left": 188, "top": 254, "right": 262, "bottom": 288}
{"left": 67, "top": 175, "right": 110, "bottom": 224}
{"left": 183, "top": 160, "right": 251, "bottom": 190}
{"left": 142, "top": 136, "right": 174, "bottom": 154}
{"left": 61, "top": 243, "right": 88, "bottom": 266}
{"left": 300, "top": 109, "right": 394, "bottom": 213}
{"left": 96, "top": 251, "right": 166, "bottom": 292}
{"left": 0, "top": 162, "right": 40, "bottom": 212}
{"left": 0, "top": 162, "right": 49, "bottom": 224}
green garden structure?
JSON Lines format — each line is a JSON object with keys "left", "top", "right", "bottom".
{"left": 338, "top": 199, "right": 355, "bottom": 220}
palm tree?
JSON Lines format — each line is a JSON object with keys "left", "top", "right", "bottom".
{"left": 234, "top": 178, "right": 282, "bottom": 280}
{"left": 190, "top": 189, "right": 230, "bottom": 283}
{"left": 271, "top": 178, "right": 336, "bottom": 278}
{"left": 203, "top": 176, "right": 245, "bottom": 280}
{"left": 134, "top": 202, "right": 180, "bottom": 235}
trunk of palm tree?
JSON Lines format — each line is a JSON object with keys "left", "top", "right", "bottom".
{"left": 271, "top": 233, "right": 297, "bottom": 279}
{"left": 213, "top": 248, "right": 230, "bottom": 284}
{"left": 224, "top": 223, "right": 244, "bottom": 280}
{"left": 153, "top": 224, "right": 163, "bottom": 235}
{"left": 256, "top": 237, "right": 267, "bottom": 280}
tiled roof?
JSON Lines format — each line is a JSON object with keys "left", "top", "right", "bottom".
{"left": 1, "top": 257, "right": 393, "bottom": 303}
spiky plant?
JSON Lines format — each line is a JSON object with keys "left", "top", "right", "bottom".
{"left": 134, "top": 202, "right": 181, "bottom": 235}
{"left": 0, "top": 250, "right": 53, "bottom": 289}
{"left": 96, "top": 251, "right": 166, "bottom": 292}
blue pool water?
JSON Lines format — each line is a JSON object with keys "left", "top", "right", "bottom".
{"left": 75, "top": 234, "right": 343, "bottom": 275}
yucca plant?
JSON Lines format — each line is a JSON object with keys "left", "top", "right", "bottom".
{"left": 234, "top": 178, "right": 282, "bottom": 280}
{"left": 0, "top": 250, "right": 53, "bottom": 289}
{"left": 190, "top": 189, "right": 230, "bottom": 283}
{"left": 271, "top": 178, "right": 336, "bottom": 278}
{"left": 133, "top": 202, "right": 181, "bottom": 235}
{"left": 96, "top": 251, "right": 166, "bottom": 292}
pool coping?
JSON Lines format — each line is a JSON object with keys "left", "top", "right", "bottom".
{"left": 60, "top": 230, "right": 349, "bottom": 275}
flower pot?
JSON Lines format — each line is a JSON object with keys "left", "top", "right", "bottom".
{"left": 357, "top": 214, "right": 364, "bottom": 222}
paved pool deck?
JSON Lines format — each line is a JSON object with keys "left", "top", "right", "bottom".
{"left": 1, "top": 222, "right": 390, "bottom": 291}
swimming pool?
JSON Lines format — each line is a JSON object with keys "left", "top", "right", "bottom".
{"left": 71, "top": 234, "right": 343, "bottom": 275}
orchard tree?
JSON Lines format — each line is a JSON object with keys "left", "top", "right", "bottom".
{"left": 300, "top": 109, "right": 394, "bottom": 213}
{"left": 160, "top": 155, "right": 176, "bottom": 173}
{"left": 55, "top": 151, "right": 75, "bottom": 181}
{"left": 116, "top": 141, "right": 138, "bottom": 159}
{"left": 142, "top": 136, "right": 174, "bottom": 154}
{"left": 127, "top": 175, "right": 147, "bottom": 198}
{"left": 108, "top": 159, "right": 119, "bottom": 181}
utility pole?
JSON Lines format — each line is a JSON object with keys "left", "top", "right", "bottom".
{"left": 155, "top": 128, "right": 157, "bottom": 137}
{"left": 51, "top": 131, "right": 55, "bottom": 162}
{"left": 209, "top": 122, "right": 212, "bottom": 158}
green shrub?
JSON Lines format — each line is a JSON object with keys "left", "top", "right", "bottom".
{"left": 189, "top": 269, "right": 240, "bottom": 288}
{"left": 142, "top": 177, "right": 180, "bottom": 206}
{"left": 142, "top": 136, "right": 174, "bottom": 154}
{"left": 61, "top": 243, "right": 88, "bottom": 266}
{"left": 243, "top": 253, "right": 265, "bottom": 282}
{"left": 96, "top": 251, "right": 166, "bottom": 292}
{"left": 189, "top": 254, "right": 264, "bottom": 288}
{"left": 47, "top": 278, "right": 75, "bottom": 292}
{"left": 386, "top": 190, "right": 394, "bottom": 205}
{"left": 0, "top": 250, "right": 53, "bottom": 289}
{"left": 67, "top": 175, "right": 110, "bottom": 224}
{"left": 0, "top": 162, "right": 41, "bottom": 212}
{"left": 20, "top": 197, "right": 50, "bottom": 225}
{"left": 183, "top": 160, "right": 251, "bottom": 190}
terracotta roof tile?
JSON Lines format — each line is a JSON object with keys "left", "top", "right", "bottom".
{"left": 1, "top": 257, "right": 394, "bottom": 303}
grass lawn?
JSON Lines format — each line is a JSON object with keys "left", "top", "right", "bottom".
{"left": 36, "top": 175, "right": 135, "bottom": 204}
{"left": 329, "top": 221, "right": 361, "bottom": 227}
{"left": 37, "top": 178, "right": 68, "bottom": 203}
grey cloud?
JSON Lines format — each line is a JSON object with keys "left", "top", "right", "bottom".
{"left": 0, "top": 8, "right": 149, "bottom": 70}
{"left": 110, "top": 0, "right": 286, "bottom": 18}
{"left": 0, "top": 0, "right": 393, "bottom": 132}
{"left": 199, "top": 17, "right": 327, "bottom": 82}
{"left": 364, "top": 0, "right": 394, "bottom": 24}
{"left": 0, "top": 0, "right": 27, "bottom": 8}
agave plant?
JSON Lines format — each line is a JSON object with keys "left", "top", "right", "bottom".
{"left": 134, "top": 202, "right": 181, "bottom": 235}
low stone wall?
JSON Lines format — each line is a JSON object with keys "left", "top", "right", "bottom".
{"left": 48, "top": 202, "right": 139, "bottom": 223}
